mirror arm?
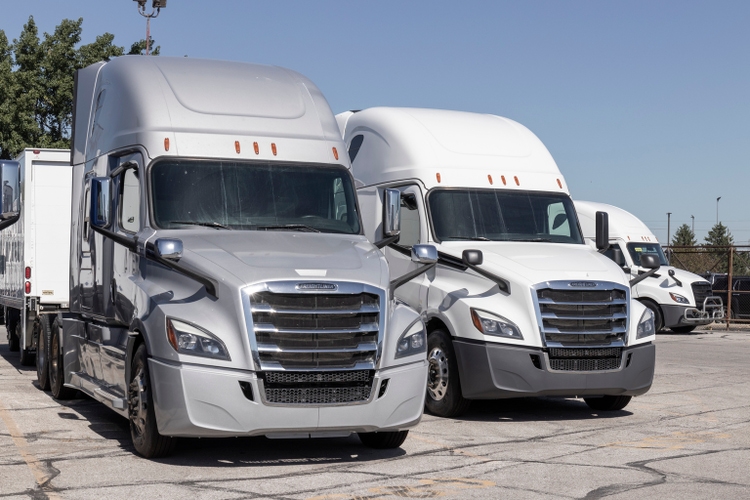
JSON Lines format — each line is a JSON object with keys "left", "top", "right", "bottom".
{"left": 629, "top": 267, "right": 660, "bottom": 287}
{"left": 390, "top": 262, "right": 436, "bottom": 295}
{"left": 91, "top": 224, "right": 137, "bottom": 251}
{"left": 144, "top": 242, "right": 218, "bottom": 298}
{"left": 465, "top": 263, "right": 511, "bottom": 295}
{"left": 668, "top": 269, "right": 683, "bottom": 287}
{"left": 375, "top": 234, "right": 400, "bottom": 249}
{"left": 0, "top": 213, "right": 20, "bottom": 231}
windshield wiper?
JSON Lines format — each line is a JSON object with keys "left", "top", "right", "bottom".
{"left": 441, "top": 236, "right": 492, "bottom": 241}
{"left": 254, "top": 224, "right": 321, "bottom": 233}
{"left": 167, "top": 220, "right": 232, "bottom": 230}
{"left": 514, "top": 237, "right": 553, "bottom": 242}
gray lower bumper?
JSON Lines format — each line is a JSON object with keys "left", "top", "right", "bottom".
{"left": 661, "top": 304, "right": 716, "bottom": 328}
{"left": 453, "top": 340, "right": 655, "bottom": 400}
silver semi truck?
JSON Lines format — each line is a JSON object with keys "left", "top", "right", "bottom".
{"left": 23, "top": 57, "right": 435, "bottom": 457}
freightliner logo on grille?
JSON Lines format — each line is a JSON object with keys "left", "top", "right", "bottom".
{"left": 569, "top": 282, "right": 597, "bottom": 287}
{"left": 296, "top": 283, "right": 338, "bottom": 291}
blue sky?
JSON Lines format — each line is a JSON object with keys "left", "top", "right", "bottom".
{"left": 3, "top": 1, "right": 748, "bottom": 244}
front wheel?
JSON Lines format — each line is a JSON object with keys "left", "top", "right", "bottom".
{"left": 584, "top": 395, "right": 632, "bottom": 411}
{"left": 129, "top": 343, "right": 176, "bottom": 458}
{"left": 358, "top": 430, "right": 409, "bottom": 449}
{"left": 36, "top": 317, "right": 52, "bottom": 390}
{"left": 670, "top": 325, "right": 696, "bottom": 334}
{"left": 424, "top": 329, "right": 470, "bottom": 418}
{"left": 49, "top": 317, "right": 76, "bottom": 400}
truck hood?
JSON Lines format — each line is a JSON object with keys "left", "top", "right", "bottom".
{"left": 439, "top": 241, "right": 629, "bottom": 287}
{"left": 165, "top": 231, "right": 387, "bottom": 290}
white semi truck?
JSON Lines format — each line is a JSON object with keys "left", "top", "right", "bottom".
{"left": 0, "top": 149, "right": 72, "bottom": 371}
{"left": 21, "top": 57, "right": 436, "bottom": 457}
{"left": 337, "top": 107, "right": 658, "bottom": 417}
{"left": 575, "top": 200, "right": 723, "bottom": 333}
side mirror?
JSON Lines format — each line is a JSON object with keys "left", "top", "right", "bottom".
{"left": 595, "top": 211, "right": 609, "bottom": 251}
{"left": 383, "top": 188, "right": 401, "bottom": 237}
{"left": 640, "top": 254, "right": 660, "bottom": 269}
{"left": 90, "top": 177, "right": 111, "bottom": 228}
{"left": 462, "top": 249, "right": 483, "bottom": 266}
{"left": 155, "top": 238, "right": 183, "bottom": 261}
{"left": 411, "top": 244, "right": 437, "bottom": 264}
{"left": 0, "top": 161, "right": 20, "bottom": 221}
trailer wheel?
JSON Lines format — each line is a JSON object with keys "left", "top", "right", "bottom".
{"left": 7, "top": 308, "right": 19, "bottom": 352}
{"left": 583, "top": 395, "right": 632, "bottom": 411}
{"left": 358, "top": 430, "right": 409, "bottom": 449}
{"left": 128, "top": 343, "right": 175, "bottom": 458}
{"left": 425, "top": 329, "right": 470, "bottom": 418}
{"left": 49, "top": 317, "right": 76, "bottom": 400}
{"left": 36, "top": 317, "right": 52, "bottom": 390}
{"left": 670, "top": 325, "right": 696, "bottom": 334}
{"left": 640, "top": 300, "right": 664, "bottom": 332}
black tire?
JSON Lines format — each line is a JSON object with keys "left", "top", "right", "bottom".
{"left": 584, "top": 395, "right": 632, "bottom": 411}
{"left": 128, "top": 343, "right": 175, "bottom": 458}
{"left": 7, "top": 308, "right": 20, "bottom": 352}
{"left": 36, "top": 317, "right": 52, "bottom": 390}
{"left": 670, "top": 325, "right": 696, "bottom": 334}
{"left": 358, "top": 430, "right": 409, "bottom": 449}
{"left": 49, "top": 317, "right": 76, "bottom": 400}
{"left": 424, "top": 329, "right": 470, "bottom": 418}
{"left": 640, "top": 300, "right": 664, "bottom": 333}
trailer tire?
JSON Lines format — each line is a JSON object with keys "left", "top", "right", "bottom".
{"left": 358, "top": 430, "right": 409, "bottom": 449}
{"left": 49, "top": 317, "right": 76, "bottom": 400}
{"left": 425, "top": 329, "right": 470, "bottom": 418}
{"left": 640, "top": 299, "right": 663, "bottom": 333}
{"left": 583, "top": 395, "right": 632, "bottom": 411}
{"left": 36, "top": 317, "right": 51, "bottom": 390}
{"left": 128, "top": 343, "right": 175, "bottom": 458}
{"left": 7, "top": 308, "right": 20, "bottom": 352}
{"left": 670, "top": 325, "right": 696, "bottom": 334}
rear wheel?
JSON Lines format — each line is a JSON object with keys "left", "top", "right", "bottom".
{"left": 129, "top": 343, "right": 175, "bottom": 458}
{"left": 49, "top": 317, "right": 76, "bottom": 400}
{"left": 425, "top": 329, "right": 470, "bottom": 418}
{"left": 640, "top": 300, "right": 664, "bottom": 333}
{"left": 670, "top": 325, "right": 696, "bottom": 334}
{"left": 7, "top": 308, "right": 19, "bottom": 352}
{"left": 358, "top": 430, "right": 409, "bottom": 449}
{"left": 36, "top": 316, "right": 52, "bottom": 390}
{"left": 584, "top": 395, "right": 632, "bottom": 411}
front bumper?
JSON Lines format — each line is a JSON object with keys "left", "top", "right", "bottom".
{"left": 149, "top": 358, "right": 427, "bottom": 438}
{"left": 453, "top": 340, "right": 655, "bottom": 399}
{"left": 662, "top": 303, "right": 723, "bottom": 328}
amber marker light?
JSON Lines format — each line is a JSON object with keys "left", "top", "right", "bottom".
{"left": 253, "top": 142, "right": 259, "bottom": 155}
{"left": 470, "top": 309, "right": 484, "bottom": 333}
{"left": 488, "top": 175, "right": 493, "bottom": 185}
{"left": 514, "top": 176, "right": 520, "bottom": 186}
{"left": 271, "top": 143, "right": 277, "bottom": 156}
{"left": 436, "top": 173, "right": 441, "bottom": 183}
{"left": 557, "top": 178, "right": 562, "bottom": 189}
{"left": 166, "top": 320, "right": 179, "bottom": 352}
{"left": 164, "top": 138, "right": 170, "bottom": 151}
{"left": 501, "top": 175, "right": 506, "bottom": 185}
{"left": 234, "top": 141, "right": 241, "bottom": 154}
{"left": 332, "top": 147, "right": 339, "bottom": 160}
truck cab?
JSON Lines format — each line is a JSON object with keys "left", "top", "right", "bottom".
{"left": 338, "top": 107, "right": 657, "bottom": 417}
{"left": 575, "top": 200, "right": 723, "bottom": 333}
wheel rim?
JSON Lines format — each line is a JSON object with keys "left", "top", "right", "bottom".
{"left": 49, "top": 329, "right": 59, "bottom": 385}
{"left": 128, "top": 367, "right": 148, "bottom": 437}
{"left": 427, "top": 346, "right": 450, "bottom": 401}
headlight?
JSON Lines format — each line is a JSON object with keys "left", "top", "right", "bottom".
{"left": 669, "top": 292, "right": 689, "bottom": 304}
{"left": 636, "top": 308, "right": 656, "bottom": 339}
{"left": 395, "top": 320, "right": 426, "bottom": 359}
{"left": 166, "top": 318, "right": 230, "bottom": 360}
{"left": 470, "top": 308, "right": 523, "bottom": 340}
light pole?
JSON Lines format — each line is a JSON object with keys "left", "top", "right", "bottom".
{"left": 691, "top": 215, "right": 694, "bottom": 233}
{"left": 716, "top": 196, "right": 721, "bottom": 225}
{"left": 667, "top": 212, "right": 672, "bottom": 246}
{"left": 134, "top": 1, "right": 167, "bottom": 56}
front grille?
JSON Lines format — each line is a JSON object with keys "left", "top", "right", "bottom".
{"left": 548, "top": 347, "right": 622, "bottom": 371}
{"left": 691, "top": 282, "right": 712, "bottom": 308}
{"left": 260, "top": 370, "right": 374, "bottom": 405}
{"left": 537, "top": 283, "right": 628, "bottom": 346}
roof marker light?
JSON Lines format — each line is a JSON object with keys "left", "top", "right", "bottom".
{"left": 332, "top": 147, "right": 339, "bottom": 160}
{"left": 501, "top": 175, "right": 506, "bottom": 185}
{"left": 235, "top": 141, "right": 241, "bottom": 154}
{"left": 164, "top": 138, "right": 170, "bottom": 151}
{"left": 253, "top": 142, "right": 259, "bottom": 155}
{"left": 271, "top": 143, "right": 277, "bottom": 156}
{"left": 488, "top": 175, "right": 493, "bottom": 185}
{"left": 557, "top": 178, "right": 562, "bottom": 189}
{"left": 436, "top": 173, "right": 441, "bottom": 183}
{"left": 514, "top": 176, "right": 520, "bottom": 186}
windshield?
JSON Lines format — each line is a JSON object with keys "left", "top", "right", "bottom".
{"left": 626, "top": 242, "right": 668, "bottom": 266}
{"left": 151, "top": 160, "right": 360, "bottom": 234}
{"left": 428, "top": 189, "right": 583, "bottom": 244}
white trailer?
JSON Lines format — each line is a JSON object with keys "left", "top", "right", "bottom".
{"left": 338, "top": 107, "right": 658, "bottom": 417}
{"left": 0, "top": 149, "right": 72, "bottom": 369}
{"left": 575, "top": 200, "right": 723, "bottom": 332}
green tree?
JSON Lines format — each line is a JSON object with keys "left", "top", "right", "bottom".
{"left": 0, "top": 17, "right": 147, "bottom": 159}
{"left": 671, "top": 223, "right": 696, "bottom": 246}
{"left": 128, "top": 38, "right": 160, "bottom": 56}
{"left": 705, "top": 223, "right": 734, "bottom": 247}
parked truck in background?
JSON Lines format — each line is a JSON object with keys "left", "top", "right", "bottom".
{"left": 21, "top": 57, "right": 436, "bottom": 458}
{"left": 575, "top": 201, "right": 723, "bottom": 333}
{"left": 0, "top": 149, "right": 72, "bottom": 372}
{"left": 336, "top": 107, "right": 658, "bottom": 417}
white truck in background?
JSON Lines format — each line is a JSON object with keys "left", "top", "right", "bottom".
{"left": 337, "top": 107, "right": 658, "bottom": 417}
{"left": 0, "top": 149, "right": 72, "bottom": 372}
{"left": 575, "top": 200, "right": 723, "bottom": 333}
{"left": 21, "top": 56, "right": 437, "bottom": 458}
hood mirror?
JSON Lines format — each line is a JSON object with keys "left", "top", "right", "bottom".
{"left": 155, "top": 238, "right": 183, "bottom": 261}
{"left": 462, "top": 249, "right": 483, "bottom": 266}
{"left": 411, "top": 244, "right": 437, "bottom": 264}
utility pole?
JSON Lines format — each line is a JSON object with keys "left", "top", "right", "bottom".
{"left": 667, "top": 212, "right": 672, "bottom": 246}
{"left": 691, "top": 215, "right": 694, "bottom": 233}
{"left": 716, "top": 196, "right": 721, "bottom": 225}
{"left": 134, "top": 1, "right": 167, "bottom": 56}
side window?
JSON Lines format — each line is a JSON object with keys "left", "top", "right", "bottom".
{"left": 398, "top": 192, "right": 421, "bottom": 248}
{"left": 333, "top": 178, "right": 347, "bottom": 222}
{"left": 548, "top": 201, "right": 570, "bottom": 236}
{"left": 120, "top": 167, "right": 140, "bottom": 233}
